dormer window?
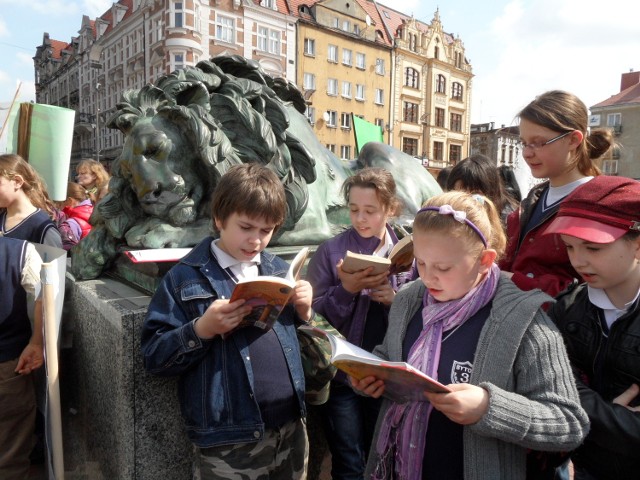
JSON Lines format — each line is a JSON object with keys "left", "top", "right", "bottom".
{"left": 262, "top": 0, "right": 276, "bottom": 9}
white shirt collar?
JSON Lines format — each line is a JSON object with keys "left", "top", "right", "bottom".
{"left": 210, "top": 239, "right": 261, "bottom": 276}
{"left": 373, "top": 228, "right": 394, "bottom": 258}
{"left": 587, "top": 285, "right": 639, "bottom": 328}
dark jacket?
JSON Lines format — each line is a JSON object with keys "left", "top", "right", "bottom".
{"left": 499, "top": 182, "right": 579, "bottom": 297}
{"left": 0, "top": 237, "right": 31, "bottom": 362}
{"left": 550, "top": 282, "right": 640, "bottom": 479}
{"left": 141, "top": 237, "right": 306, "bottom": 448}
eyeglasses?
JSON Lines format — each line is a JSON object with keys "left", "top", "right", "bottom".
{"left": 519, "top": 131, "right": 572, "bottom": 150}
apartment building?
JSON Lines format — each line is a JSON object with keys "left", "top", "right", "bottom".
{"left": 291, "top": 0, "right": 392, "bottom": 159}
{"left": 34, "top": 0, "right": 297, "bottom": 169}
{"left": 590, "top": 70, "right": 640, "bottom": 179}
{"left": 33, "top": 0, "right": 472, "bottom": 168}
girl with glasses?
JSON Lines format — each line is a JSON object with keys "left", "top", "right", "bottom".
{"left": 499, "top": 90, "right": 614, "bottom": 297}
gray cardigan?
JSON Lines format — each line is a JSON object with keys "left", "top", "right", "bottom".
{"left": 364, "top": 274, "right": 590, "bottom": 480}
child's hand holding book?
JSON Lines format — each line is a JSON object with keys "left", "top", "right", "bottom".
{"left": 193, "top": 298, "right": 252, "bottom": 339}
{"left": 291, "top": 279, "right": 313, "bottom": 322}
{"left": 336, "top": 258, "right": 391, "bottom": 294}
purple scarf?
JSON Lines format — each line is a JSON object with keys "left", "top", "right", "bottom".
{"left": 373, "top": 263, "right": 500, "bottom": 480}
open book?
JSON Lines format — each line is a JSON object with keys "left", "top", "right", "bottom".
{"left": 124, "top": 247, "right": 192, "bottom": 263}
{"left": 298, "top": 325, "right": 450, "bottom": 403}
{"left": 228, "top": 246, "right": 310, "bottom": 332}
{"left": 341, "top": 235, "right": 413, "bottom": 276}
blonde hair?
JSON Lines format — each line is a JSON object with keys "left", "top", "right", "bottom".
{"left": 76, "top": 158, "right": 110, "bottom": 189}
{"left": 414, "top": 191, "right": 506, "bottom": 260}
{"left": 0, "top": 153, "right": 57, "bottom": 218}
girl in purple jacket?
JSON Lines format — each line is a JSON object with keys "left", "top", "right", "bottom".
{"left": 306, "top": 167, "right": 405, "bottom": 480}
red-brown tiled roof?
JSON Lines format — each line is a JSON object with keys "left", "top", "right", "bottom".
{"left": 50, "top": 39, "right": 71, "bottom": 59}
{"left": 287, "top": 0, "right": 393, "bottom": 46}
{"left": 592, "top": 81, "right": 640, "bottom": 108}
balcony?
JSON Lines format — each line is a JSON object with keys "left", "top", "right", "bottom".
{"left": 74, "top": 112, "right": 96, "bottom": 134}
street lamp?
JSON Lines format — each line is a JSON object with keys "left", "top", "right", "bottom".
{"left": 95, "top": 82, "right": 101, "bottom": 162}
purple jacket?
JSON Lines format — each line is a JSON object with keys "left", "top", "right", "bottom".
{"left": 306, "top": 225, "right": 401, "bottom": 350}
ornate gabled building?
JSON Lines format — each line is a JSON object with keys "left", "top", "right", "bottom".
{"left": 380, "top": 7, "right": 473, "bottom": 171}
{"left": 590, "top": 70, "right": 640, "bottom": 180}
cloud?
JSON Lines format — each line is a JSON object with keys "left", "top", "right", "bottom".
{"left": 471, "top": 0, "right": 640, "bottom": 124}
{"left": 0, "top": 16, "right": 7, "bottom": 38}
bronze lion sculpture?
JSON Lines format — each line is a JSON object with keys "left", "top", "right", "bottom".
{"left": 71, "top": 55, "right": 441, "bottom": 280}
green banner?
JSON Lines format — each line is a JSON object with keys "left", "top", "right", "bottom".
{"left": 352, "top": 114, "right": 384, "bottom": 156}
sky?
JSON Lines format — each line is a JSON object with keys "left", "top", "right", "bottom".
{"left": 1, "top": 0, "right": 639, "bottom": 130}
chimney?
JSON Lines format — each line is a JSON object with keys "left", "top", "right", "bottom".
{"left": 620, "top": 70, "right": 640, "bottom": 92}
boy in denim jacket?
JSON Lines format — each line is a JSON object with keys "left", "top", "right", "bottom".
{"left": 142, "top": 164, "right": 312, "bottom": 479}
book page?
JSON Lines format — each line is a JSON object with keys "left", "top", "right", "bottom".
{"left": 342, "top": 251, "right": 391, "bottom": 275}
{"left": 124, "top": 248, "right": 192, "bottom": 263}
{"left": 285, "top": 246, "right": 310, "bottom": 282}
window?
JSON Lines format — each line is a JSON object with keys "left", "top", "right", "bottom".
{"left": 261, "top": 0, "right": 276, "bottom": 9}
{"left": 257, "top": 27, "right": 280, "bottom": 54}
{"left": 304, "top": 38, "right": 315, "bottom": 56}
{"left": 375, "top": 118, "right": 384, "bottom": 130}
{"left": 332, "top": 17, "right": 339, "bottom": 28}
{"left": 327, "top": 78, "right": 338, "bottom": 96}
{"left": 356, "top": 52, "right": 366, "bottom": 69}
{"left": 450, "top": 113, "right": 462, "bottom": 132}
{"left": 434, "top": 45, "right": 439, "bottom": 59}
{"left": 172, "top": 52, "right": 185, "bottom": 71}
{"left": 435, "top": 74, "right": 446, "bottom": 93}
{"left": 341, "top": 145, "right": 351, "bottom": 160}
{"left": 455, "top": 51, "right": 463, "bottom": 68}
{"left": 607, "top": 113, "right": 621, "bottom": 126}
{"left": 353, "top": 24, "right": 360, "bottom": 35}
{"left": 602, "top": 159, "right": 618, "bottom": 174}
{"left": 375, "top": 89, "right": 384, "bottom": 105}
{"left": 216, "top": 15, "right": 235, "bottom": 43}
{"left": 172, "top": 1, "right": 183, "bottom": 28}
{"left": 402, "top": 137, "right": 419, "bottom": 156}
{"left": 342, "top": 20, "right": 350, "bottom": 32}
{"left": 303, "top": 72, "right": 316, "bottom": 90}
{"left": 375, "top": 58, "right": 385, "bottom": 75}
{"left": 326, "top": 144, "right": 336, "bottom": 153}
{"left": 433, "top": 141, "right": 444, "bottom": 161}
{"left": 449, "top": 144, "right": 462, "bottom": 164}
{"left": 355, "top": 84, "right": 365, "bottom": 101}
{"left": 305, "top": 106, "right": 315, "bottom": 125}
{"left": 452, "top": 82, "right": 463, "bottom": 101}
{"left": 403, "top": 102, "right": 419, "bottom": 123}
{"left": 435, "top": 108, "right": 445, "bottom": 127}
{"left": 328, "top": 45, "right": 338, "bottom": 63}
{"left": 404, "top": 67, "right": 419, "bottom": 88}
{"left": 341, "top": 112, "right": 351, "bottom": 129}
{"left": 342, "top": 49, "right": 352, "bottom": 66}
{"left": 341, "top": 81, "right": 352, "bottom": 98}
{"left": 409, "top": 34, "right": 418, "bottom": 52}
{"left": 326, "top": 110, "right": 337, "bottom": 127}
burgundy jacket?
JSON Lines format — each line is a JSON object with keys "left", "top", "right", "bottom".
{"left": 499, "top": 181, "right": 579, "bottom": 298}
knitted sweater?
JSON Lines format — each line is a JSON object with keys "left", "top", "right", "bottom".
{"left": 364, "top": 275, "right": 590, "bottom": 480}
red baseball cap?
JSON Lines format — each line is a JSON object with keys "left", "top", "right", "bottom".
{"left": 546, "top": 176, "right": 640, "bottom": 243}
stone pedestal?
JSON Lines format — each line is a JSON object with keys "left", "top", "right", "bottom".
{"left": 61, "top": 268, "right": 330, "bottom": 479}
{"left": 62, "top": 275, "right": 192, "bottom": 479}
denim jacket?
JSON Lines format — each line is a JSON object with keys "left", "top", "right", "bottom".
{"left": 141, "top": 237, "right": 306, "bottom": 448}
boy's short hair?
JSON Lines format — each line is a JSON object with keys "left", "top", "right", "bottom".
{"left": 210, "top": 163, "right": 287, "bottom": 232}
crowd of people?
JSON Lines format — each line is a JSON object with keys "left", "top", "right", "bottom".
{"left": 3, "top": 88, "right": 640, "bottom": 480}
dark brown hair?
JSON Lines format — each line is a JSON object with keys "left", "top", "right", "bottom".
{"left": 210, "top": 163, "right": 286, "bottom": 232}
{"left": 518, "top": 90, "right": 613, "bottom": 177}
{"left": 341, "top": 167, "right": 401, "bottom": 216}
{"left": 446, "top": 154, "right": 517, "bottom": 217}
{"left": 0, "top": 153, "right": 56, "bottom": 218}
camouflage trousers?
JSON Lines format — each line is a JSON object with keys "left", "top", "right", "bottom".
{"left": 194, "top": 418, "right": 309, "bottom": 480}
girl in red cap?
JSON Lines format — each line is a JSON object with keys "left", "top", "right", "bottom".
{"left": 546, "top": 175, "right": 640, "bottom": 480}
{"left": 499, "top": 91, "right": 614, "bottom": 297}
